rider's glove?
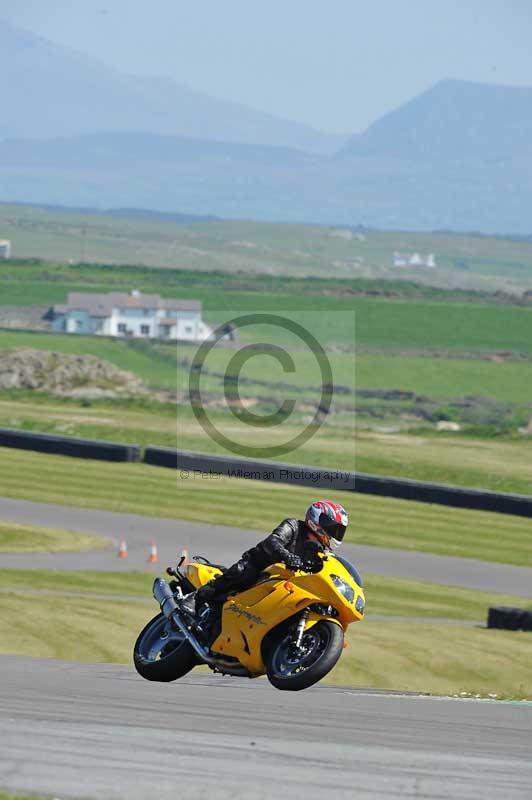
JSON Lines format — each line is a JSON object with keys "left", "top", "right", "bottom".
{"left": 302, "top": 557, "right": 322, "bottom": 574}
{"left": 284, "top": 553, "right": 304, "bottom": 571}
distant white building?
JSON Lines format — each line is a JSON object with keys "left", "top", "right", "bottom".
{"left": 393, "top": 251, "right": 436, "bottom": 268}
{"left": 0, "top": 240, "right": 11, "bottom": 259}
{"left": 50, "top": 290, "right": 212, "bottom": 341}
{"left": 330, "top": 228, "right": 367, "bottom": 242}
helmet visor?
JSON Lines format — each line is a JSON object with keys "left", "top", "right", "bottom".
{"left": 319, "top": 514, "right": 347, "bottom": 543}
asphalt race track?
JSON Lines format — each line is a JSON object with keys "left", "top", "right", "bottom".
{"left": 1, "top": 656, "right": 531, "bottom": 800}
{"left": 2, "top": 496, "right": 532, "bottom": 596}
{"left": 2, "top": 497, "right": 532, "bottom": 799}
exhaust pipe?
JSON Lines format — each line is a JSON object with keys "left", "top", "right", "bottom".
{"left": 153, "top": 577, "right": 180, "bottom": 617}
{"left": 152, "top": 578, "right": 248, "bottom": 676}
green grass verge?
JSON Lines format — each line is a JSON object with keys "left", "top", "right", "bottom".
{"left": 0, "top": 569, "right": 153, "bottom": 597}
{"left": 365, "top": 574, "right": 532, "bottom": 620}
{"left": 0, "top": 520, "right": 108, "bottom": 553}
{"left": 0, "top": 792, "right": 51, "bottom": 800}
{"left": 1, "top": 447, "right": 532, "bottom": 567}
{"left": 0, "top": 592, "right": 151, "bottom": 664}
{"left": 352, "top": 431, "right": 532, "bottom": 496}
{"left": 1, "top": 392, "right": 532, "bottom": 497}
{"left": 332, "top": 622, "right": 532, "bottom": 698}
{"left": 1, "top": 569, "right": 529, "bottom": 622}
{"left": 1, "top": 569, "right": 531, "bottom": 698}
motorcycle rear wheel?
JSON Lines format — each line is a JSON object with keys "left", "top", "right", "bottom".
{"left": 266, "top": 620, "right": 343, "bottom": 691}
{"left": 134, "top": 613, "right": 198, "bottom": 682}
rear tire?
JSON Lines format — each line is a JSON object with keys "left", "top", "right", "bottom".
{"left": 266, "top": 620, "right": 344, "bottom": 691}
{"left": 134, "top": 613, "right": 198, "bottom": 682}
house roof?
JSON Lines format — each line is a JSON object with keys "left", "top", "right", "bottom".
{"left": 52, "top": 291, "right": 201, "bottom": 316}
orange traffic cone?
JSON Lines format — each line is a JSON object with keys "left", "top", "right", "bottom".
{"left": 148, "top": 541, "right": 159, "bottom": 563}
{"left": 118, "top": 540, "right": 128, "bottom": 559}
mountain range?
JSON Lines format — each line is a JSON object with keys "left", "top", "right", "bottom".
{"left": 0, "top": 19, "right": 342, "bottom": 154}
{"left": 2, "top": 19, "right": 532, "bottom": 234}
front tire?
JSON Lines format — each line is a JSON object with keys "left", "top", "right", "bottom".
{"left": 134, "top": 613, "right": 198, "bottom": 682}
{"left": 266, "top": 620, "right": 344, "bottom": 691}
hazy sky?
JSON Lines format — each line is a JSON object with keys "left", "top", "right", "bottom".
{"left": 3, "top": 0, "right": 532, "bottom": 133}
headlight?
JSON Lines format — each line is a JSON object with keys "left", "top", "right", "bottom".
{"left": 355, "top": 594, "right": 365, "bottom": 614}
{"left": 330, "top": 574, "right": 355, "bottom": 603}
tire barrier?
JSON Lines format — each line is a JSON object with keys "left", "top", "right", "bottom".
{"left": 352, "top": 472, "right": 532, "bottom": 518}
{"left": 144, "top": 446, "right": 355, "bottom": 491}
{"left": 0, "top": 429, "right": 530, "bottom": 516}
{"left": 143, "top": 447, "right": 532, "bottom": 518}
{"left": 487, "top": 607, "right": 532, "bottom": 632}
{"left": 0, "top": 428, "right": 140, "bottom": 463}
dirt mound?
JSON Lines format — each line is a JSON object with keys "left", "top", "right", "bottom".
{"left": 0, "top": 348, "right": 148, "bottom": 398}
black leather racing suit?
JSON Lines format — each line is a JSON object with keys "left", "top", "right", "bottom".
{"left": 195, "top": 519, "right": 314, "bottom": 606}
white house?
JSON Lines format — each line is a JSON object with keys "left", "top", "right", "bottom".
{"left": 393, "top": 251, "right": 436, "bottom": 268}
{"left": 0, "top": 240, "right": 11, "bottom": 259}
{"left": 50, "top": 290, "right": 212, "bottom": 341}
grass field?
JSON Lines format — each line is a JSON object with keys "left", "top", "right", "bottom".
{"left": 1, "top": 395, "right": 531, "bottom": 495}
{"left": 3, "top": 260, "right": 532, "bottom": 353}
{"left": 3, "top": 256, "right": 501, "bottom": 303}
{"left": 3, "top": 203, "right": 532, "bottom": 290}
{"left": 1, "top": 447, "right": 532, "bottom": 566}
{"left": 2, "top": 330, "right": 532, "bottom": 424}
{"left": 0, "top": 520, "right": 108, "bottom": 552}
{"left": 187, "top": 341, "right": 532, "bottom": 404}
{"left": 2, "top": 219, "right": 532, "bottom": 534}
{"left": 3, "top": 258, "right": 532, "bottom": 447}
{"left": 1, "top": 327, "right": 531, "bottom": 496}
{"left": 355, "top": 353, "right": 532, "bottom": 403}
{"left": 1, "top": 568, "right": 531, "bottom": 697}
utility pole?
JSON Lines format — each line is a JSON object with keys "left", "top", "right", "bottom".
{"left": 81, "top": 222, "right": 87, "bottom": 263}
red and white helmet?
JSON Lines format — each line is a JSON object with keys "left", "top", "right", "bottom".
{"left": 305, "top": 500, "right": 348, "bottom": 551}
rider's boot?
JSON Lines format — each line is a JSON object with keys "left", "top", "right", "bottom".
{"left": 178, "top": 582, "right": 216, "bottom": 619}
{"left": 177, "top": 591, "right": 198, "bottom": 618}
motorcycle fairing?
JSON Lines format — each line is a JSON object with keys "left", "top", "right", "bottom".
{"left": 183, "top": 562, "right": 223, "bottom": 588}
{"left": 210, "top": 557, "right": 364, "bottom": 676}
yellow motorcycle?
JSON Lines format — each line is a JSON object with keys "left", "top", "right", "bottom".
{"left": 134, "top": 550, "right": 365, "bottom": 691}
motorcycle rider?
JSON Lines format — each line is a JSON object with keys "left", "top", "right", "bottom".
{"left": 179, "top": 499, "right": 348, "bottom": 617}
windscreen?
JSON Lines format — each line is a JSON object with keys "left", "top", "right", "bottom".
{"left": 330, "top": 554, "right": 364, "bottom": 588}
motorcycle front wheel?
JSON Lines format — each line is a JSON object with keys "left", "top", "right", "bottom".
{"left": 134, "top": 613, "right": 198, "bottom": 682}
{"left": 266, "top": 620, "right": 344, "bottom": 691}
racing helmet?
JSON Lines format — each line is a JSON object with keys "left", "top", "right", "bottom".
{"left": 305, "top": 500, "right": 348, "bottom": 551}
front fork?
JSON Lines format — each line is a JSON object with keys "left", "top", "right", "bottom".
{"left": 294, "top": 608, "right": 310, "bottom": 648}
{"left": 293, "top": 608, "right": 344, "bottom": 650}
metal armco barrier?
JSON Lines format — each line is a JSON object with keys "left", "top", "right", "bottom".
{"left": 143, "top": 447, "right": 532, "bottom": 518}
{"left": 0, "top": 428, "right": 140, "bottom": 463}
